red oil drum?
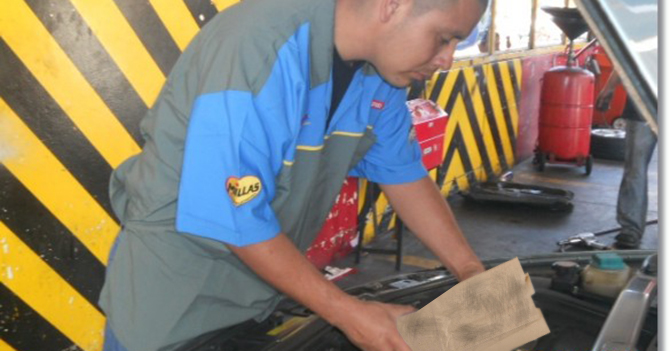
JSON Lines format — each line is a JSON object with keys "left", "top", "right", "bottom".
{"left": 537, "top": 65, "right": 595, "bottom": 174}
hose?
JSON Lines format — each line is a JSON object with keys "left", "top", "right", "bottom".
{"left": 592, "top": 219, "right": 658, "bottom": 237}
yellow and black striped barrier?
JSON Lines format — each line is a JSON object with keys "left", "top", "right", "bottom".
{"left": 1, "top": 1, "right": 235, "bottom": 350}
{"left": 360, "top": 60, "right": 523, "bottom": 243}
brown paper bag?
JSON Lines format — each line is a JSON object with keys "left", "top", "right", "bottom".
{"left": 397, "top": 258, "right": 549, "bottom": 351}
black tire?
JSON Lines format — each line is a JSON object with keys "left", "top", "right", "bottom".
{"left": 590, "top": 128, "right": 626, "bottom": 161}
{"left": 585, "top": 155, "right": 593, "bottom": 176}
{"left": 612, "top": 117, "right": 627, "bottom": 130}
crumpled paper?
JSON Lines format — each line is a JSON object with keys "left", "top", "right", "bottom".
{"left": 397, "top": 258, "right": 549, "bottom": 351}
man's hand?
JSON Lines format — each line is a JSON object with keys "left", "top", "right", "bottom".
{"left": 333, "top": 299, "right": 415, "bottom": 351}
{"left": 227, "top": 235, "right": 415, "bottom": 351}
{"left": 458, "top": 262, "right": 486, "bottom": 281}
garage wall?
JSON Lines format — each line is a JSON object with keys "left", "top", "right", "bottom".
{"left": 359, "top": 59, "right": 523, "bottom": 243}
{"left": 0, "top": 1, "right": 237, "bottom": 350}
{"left": 1, "top": 1, "right": 535, "bottom": 350}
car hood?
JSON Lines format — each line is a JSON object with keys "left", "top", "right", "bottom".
{"left": 574, "top": 0, "right": 658, "bottom": 134}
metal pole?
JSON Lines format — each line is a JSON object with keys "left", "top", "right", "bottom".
{"left": 488, "top": 0, "right": 497, "bottom": 54}
{"left": 529, "top": 0, "right": 539, "bottom": 49}
{"left": 562, "top": 0, "right": 570, "bottom": 45}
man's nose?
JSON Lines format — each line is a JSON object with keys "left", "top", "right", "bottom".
{"left": 434, "top": 41, "right": 458, "bottom": 71}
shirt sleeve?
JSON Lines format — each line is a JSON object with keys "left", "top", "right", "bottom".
{"left": 175, "top": 90, "right": 284, "bottom": 247}
{"left": 174, "top": 22, "right": 317, "bottom": 246}
{"left": 349, "top": 88, "right": 428, "bottom": 184}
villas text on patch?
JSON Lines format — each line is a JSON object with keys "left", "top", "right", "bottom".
{"left": 226, "top": 176, "right": 262, "bottom": 206}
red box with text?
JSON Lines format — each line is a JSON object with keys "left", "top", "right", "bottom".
{"left": 408, "top": 99, "right": 449, "bottom": 170}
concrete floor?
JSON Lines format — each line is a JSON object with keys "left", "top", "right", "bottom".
{"left": 334, "top": 148, "right": 659, "bottom": 288}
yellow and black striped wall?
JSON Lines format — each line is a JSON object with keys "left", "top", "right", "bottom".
{"left": 1, "top": 1, "right": 238, "bottom": 350}
{"left": 1, "top": 1, "right": 520, "bottom": 350}
{"left": 359, "top": 60, "right": 523, "bottom": 243}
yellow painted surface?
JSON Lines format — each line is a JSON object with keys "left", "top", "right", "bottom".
{"left": 450, "top": 95, "right": 485, "bottom": 182}
{"left": 0, "top": 339, "right": 18, "bottom": 351}
{"left": 69, "top": 0, "right": 165, "bottom": 106}
{"left": 357, "top": 179, "right": 369, "bottom": 214}
{"left": 266, "top": 316, "right": 309, "bottom": 336}
{"left": 409, "top": 62, "right": 521, "bottom": 201}
{"left": 212, "top": 0, "right": 241, "bottom": 12}
{"left": 0, "top": 222, "right": 105, "bottom": 351}
{"left": 514, "top": 59, "right": 524, "bottom": 88}
{"left": 483, "top": 63, "right": 515, "bottom": 166}
{"left": 463, "top": 67, "right": 502, "bottom": 175}
{"left": 0, "top": 0, "right": 141, "bottom": 168}
{"left": 500, "top": 63, "right": 521, "bottom": 134}
{"left": 434, "top": 70, "right": 459, "bottom": 108}
{"left": 148, "top": 0, "right": 200, "bottom": 51}
{"left": 0, "top": 99, "right": 119, "bottom": 263}
{"left": 441, "top": 151, "right": 469, "bottom": 193}
{"left": 389, "top": 212, "right": 397, "bottom": 230}
{"left": 453, "top": 155, "right": 471, "bottom": 191}
{"left": 363, "top": 192, "right": 389, "bottom": 244}
{"left": 429, "top": 168, "right": 439, "bottom": 182}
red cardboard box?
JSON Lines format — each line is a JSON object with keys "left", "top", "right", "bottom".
{"left": 418, "top": 134, "right": 446, "bottom": 170}
{"left": 407, "top": 99, "right": 449, "bottom": 170}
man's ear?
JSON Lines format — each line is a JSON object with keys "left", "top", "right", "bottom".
{"left": 379, "top": 0, "right": 410, "bottom": 23}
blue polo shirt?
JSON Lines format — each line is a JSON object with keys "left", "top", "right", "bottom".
{"left": 175, "top": 23, "right": 426, "bottom": 248}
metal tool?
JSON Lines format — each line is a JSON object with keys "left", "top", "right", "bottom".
{"left": 557, "top": 219, "right": 658, "bottom": 252}
{"left": 557, "top": 233, "right": 609, "bottom": 252}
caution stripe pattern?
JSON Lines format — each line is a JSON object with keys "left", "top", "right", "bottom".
{"left": 359, "top": 60, "right": 522, "bottom": 243}
{"left": 0, "top": 1, "right": 238, "bottom": 350}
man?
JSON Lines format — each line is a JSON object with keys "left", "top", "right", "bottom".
{"left": 596, "top": 72, "right": 657, "bottom": 249}
{"left": 100, "top": 0, "right": 488, "bottom": 350}
{"left": 477, "top": 30, "right": 500, "bottom": 53}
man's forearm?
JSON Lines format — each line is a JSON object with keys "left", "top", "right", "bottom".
{"left": 226, "top": 234, "right": 356, "bottom": 326}
{"left": 381, "top": 177, "right": 484, "bottom": 280}
{"left": 228, "top": 234, "right": 416, "bottom": 351}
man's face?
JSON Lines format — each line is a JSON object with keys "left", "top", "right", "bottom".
{"left": 371, "top": 0, "right": 484, "bottom": 87}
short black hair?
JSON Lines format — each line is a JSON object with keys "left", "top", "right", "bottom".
{"left": 412, "top": 0, "right": 489, "bottom": 16}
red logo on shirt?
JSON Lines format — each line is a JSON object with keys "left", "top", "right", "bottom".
{"left": 371, "top": 100, "right": 385, "bottom": 110}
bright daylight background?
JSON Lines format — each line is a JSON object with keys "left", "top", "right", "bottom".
{"left": 455, "top": 0, "right": 589, "bottom": 58}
